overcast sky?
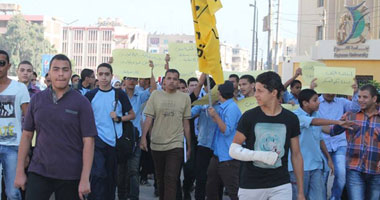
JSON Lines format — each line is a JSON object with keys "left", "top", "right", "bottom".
{"left": 3, "top": 0, "right": 299, "bottom": 61}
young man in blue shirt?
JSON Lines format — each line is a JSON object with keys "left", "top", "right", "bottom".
{"left": 311, "top": 79, "right": 360, "bottom": 200}
{"left": 117, "top": 61, "right": 156, "bottom": 200}
{"left": 289, "top": 89, "right": 354, "bottom": 200}
{"left": 205, "top": 80, "right": 242, "bottom": 200}
{"left": 85, "top": 63, "right": 135, "bottom": 200}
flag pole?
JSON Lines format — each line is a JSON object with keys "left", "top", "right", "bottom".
{"left": 206, "top": 74, "right": 212, "bottom": 107}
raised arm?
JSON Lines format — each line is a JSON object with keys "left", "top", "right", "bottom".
{"left": 284, "top": 68, "right": 302, "bottom": 89}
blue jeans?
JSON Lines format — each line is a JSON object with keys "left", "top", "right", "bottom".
{"left": 324, "top": 146, "right": 346, "bottom": 200}
{"left": 346, "top": 169, "right": 380, "bottom": 200}
{"left": 117, "top": 142, "right": 141, "bottom": 200}
{"left": 0, "top": 145, "right": 21, "bottom": 200}
{"left": 290, "top": 169, "right": 325, "bottom": 200}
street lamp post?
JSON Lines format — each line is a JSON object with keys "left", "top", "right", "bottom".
{"left": 249, "top": 1, "right": 257, "bottom": 71}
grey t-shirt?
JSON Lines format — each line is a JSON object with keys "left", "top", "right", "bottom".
{"left": 24, "top": 88, "right": 98, "bottom": 180}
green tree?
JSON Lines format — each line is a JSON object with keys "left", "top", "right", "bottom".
{"left": 0, "top": 14, "right": 56, "bottom": 76}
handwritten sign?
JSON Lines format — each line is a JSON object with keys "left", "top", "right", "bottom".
{"left": 237, "top": 97, "right": 258, "bottom": 114}
{"left": 112, "top": 49, "right": 151, "bottom": 78}
{"left": 223, "top": 70, "right": 268, "bottom": 81}
{"left": 192, "top": 86, "right": 219, "bottom": 105}
{"left": 314, "top": 66, "right": 356, "bottom": 96}
{"left": 169, "top": 43, "right": 198, "bottom": 80}
{"left": 300, "top": 61, "right": 326, "bottom": 86}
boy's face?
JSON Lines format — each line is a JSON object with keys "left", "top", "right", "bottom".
{"left": 305, "top": 94, "right": 320, "bottom": 112}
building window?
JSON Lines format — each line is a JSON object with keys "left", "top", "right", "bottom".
{"left": 62, "top": 43, "right": 67, "bottom": 54}
{"left": 89, "top": 30, "right": 98, "bottom": 41}
{"left": 74, "top": 30, "right": 83, "bottom": 41}
{"left": 316, "top": 26, "right": 323, "bottom": 40}
{"left": 232, "top": 49, "right": 240, "bottom": 55}
{"left": 63, "top": 30, "right": 68, "bottom": 41}
{"left": 102, "top": 30, "right": 112, "bottom": 41}
{"left": 150, "top": 38, "right": 160, "bottom": 45}
{"left": 318, "top": 0, "right": 324, "bottom": 7}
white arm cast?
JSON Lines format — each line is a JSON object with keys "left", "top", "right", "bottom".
{"left": 229, "top": 143, "right": 278, "bottom": 165}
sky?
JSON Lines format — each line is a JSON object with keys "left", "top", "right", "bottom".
{"left": 2, "top": 0, "right": 299, "bottom": 62}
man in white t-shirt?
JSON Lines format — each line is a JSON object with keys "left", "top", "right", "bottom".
{"left": 0, "top": 50, "right": 30, "bottom": 200}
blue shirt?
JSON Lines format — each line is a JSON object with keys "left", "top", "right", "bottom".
{"left": 127, "top": 89, "right": 150, "bottom": 136}
{"left": 289, "top": 108, "right": 324, "bottom": 171}
{"left": 283, "top": 91, "right": 299, "bottom": 105}
{"left": 212, "top": 98, "right": 242, "bottom": 162}
{"left": 86, "top": 88, "right": 132, "bottom": 147}
{"left": 318, "top": 94, "right": 359, "bottom": 151}
{"left": 191, "top": 104, "right": 220, "bottom": 149}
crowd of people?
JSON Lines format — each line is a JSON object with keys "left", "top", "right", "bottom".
{"left": 0, "top": 49, "right": 379, "bottom": 200}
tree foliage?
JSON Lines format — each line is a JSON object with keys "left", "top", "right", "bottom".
{"left": 0, "top": 14, "right": 56, "bottom": 76}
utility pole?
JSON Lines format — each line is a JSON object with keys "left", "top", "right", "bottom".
{"left": 255, "top": 9, "right": 258, "bottom": 70}
{"left": 273, "top": 0, "right": 280, "bottom": 70}
{"left": 250, "top": 1, "right": 257, "bottom": 71}
{"left": 267, "top": 0, "right": 272, "bottom": 70}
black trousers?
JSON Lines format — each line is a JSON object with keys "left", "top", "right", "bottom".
{"left": 25, "top": 172, "right": 80, "bottom": 200}
{"left": 194, "top": 146, "right": 213, "bottom": 200}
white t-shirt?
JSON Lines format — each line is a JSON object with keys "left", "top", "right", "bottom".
{"left": 0, "top": 80, "right": 30, "bottom": 146}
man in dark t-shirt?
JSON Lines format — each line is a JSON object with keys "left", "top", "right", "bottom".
{"left": 14, "top": 54, "right": 98, "bottom": 200}
{"left": 229, "top": 71, "right": 305, "bottom": 200}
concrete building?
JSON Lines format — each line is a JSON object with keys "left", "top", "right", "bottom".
{"left": 62, "top": 26, "right": 114, "bottom": 74}
{"left": 280, "top": 0, "right": 380, "bottom": 83}
{"left": 297, "top": 0, "right": 380, "bottom": 56}
{"left": 220, "top": 43, "right": 250, "bottom": 72}
{"left": 62, "top": 18, "right": 149, "bottom": 74}
{"left": 147, "top": 33, "right": 195, "bottom": 54}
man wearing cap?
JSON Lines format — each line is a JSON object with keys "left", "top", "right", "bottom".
{"left": 205, "top": 80, "right": 242, "bottom": 200}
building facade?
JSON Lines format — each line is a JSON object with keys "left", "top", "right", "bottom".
{"left": 297, "top": 0, "right": 380, "bottom": 56}
{"left": 62, "top": 26, "right": 114, "bottom": 74}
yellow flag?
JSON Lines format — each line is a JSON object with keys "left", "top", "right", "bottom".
{"left": 191, "top": 0, "right": 224, "bottom": 84}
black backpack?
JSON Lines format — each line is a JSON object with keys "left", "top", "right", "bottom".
{"left": 113, "top": 88, "right": 139, "bottom": 164}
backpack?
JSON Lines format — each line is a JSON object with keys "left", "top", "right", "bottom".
{"left": 113, "top": 88, "right": 139, "bottom": 164}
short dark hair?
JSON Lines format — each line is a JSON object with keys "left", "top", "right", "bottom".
{"left": 229, "top": 74, "right": 239, "bottom": 82}
{"left": 298, "top": 89, "right": 318, "bottom": 108}
{"left": 97, "top": 63, "right": 113, "bottom": 74}
{"left": 240, "top": 75, "right": 255, "bottom": 84}
{"left": 359, "top": 84, "right": 378, "bottom": 98}
{"left": 165, "top": 69, "right": 180, "bottom": 78}
{"left": 33, "top": 71, "right": 37, "bottom": 77}
{"left": 0, "top": 50, "right": 10, "bottom": 63}
{"left": 49, "top": 54, "right": 72, "bottom": 69}
{"left": 204, "top": 76, "right": 216, "bottom": 90}
{"left": 187, "top": 77, "right": 198, "bottom": 85}
{"left": 377, "top": 94, "right": 380, "bottom": 103}
{"left": 179, "top": 79, "right": 187, "bottom": 87}
{"left": 18, "top": 60, "right": 33, "bottom": 68}
{"left": 256, "top": 71, "right": 284, "bottom": 99}
{"left": 80, "top": 69, "right": 94, "bottom": 80}
{"left": 290, "top": 80, "right": 302, "bottom": 88}
{"left": 71, "top": 74, "right": 80, "bottom": 81}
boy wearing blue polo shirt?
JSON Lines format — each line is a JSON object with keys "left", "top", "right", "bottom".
{"left": 289, "top": 89, "right": 354, "bottom": 200}
{"left": 85, "top": 63, "right": 136, "bottom": 200}
{"left": 205, "top": 81, "right": 242, "bottom": 200}
{"left": 117, "top": 61, "right": 156, "bottom": 200}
